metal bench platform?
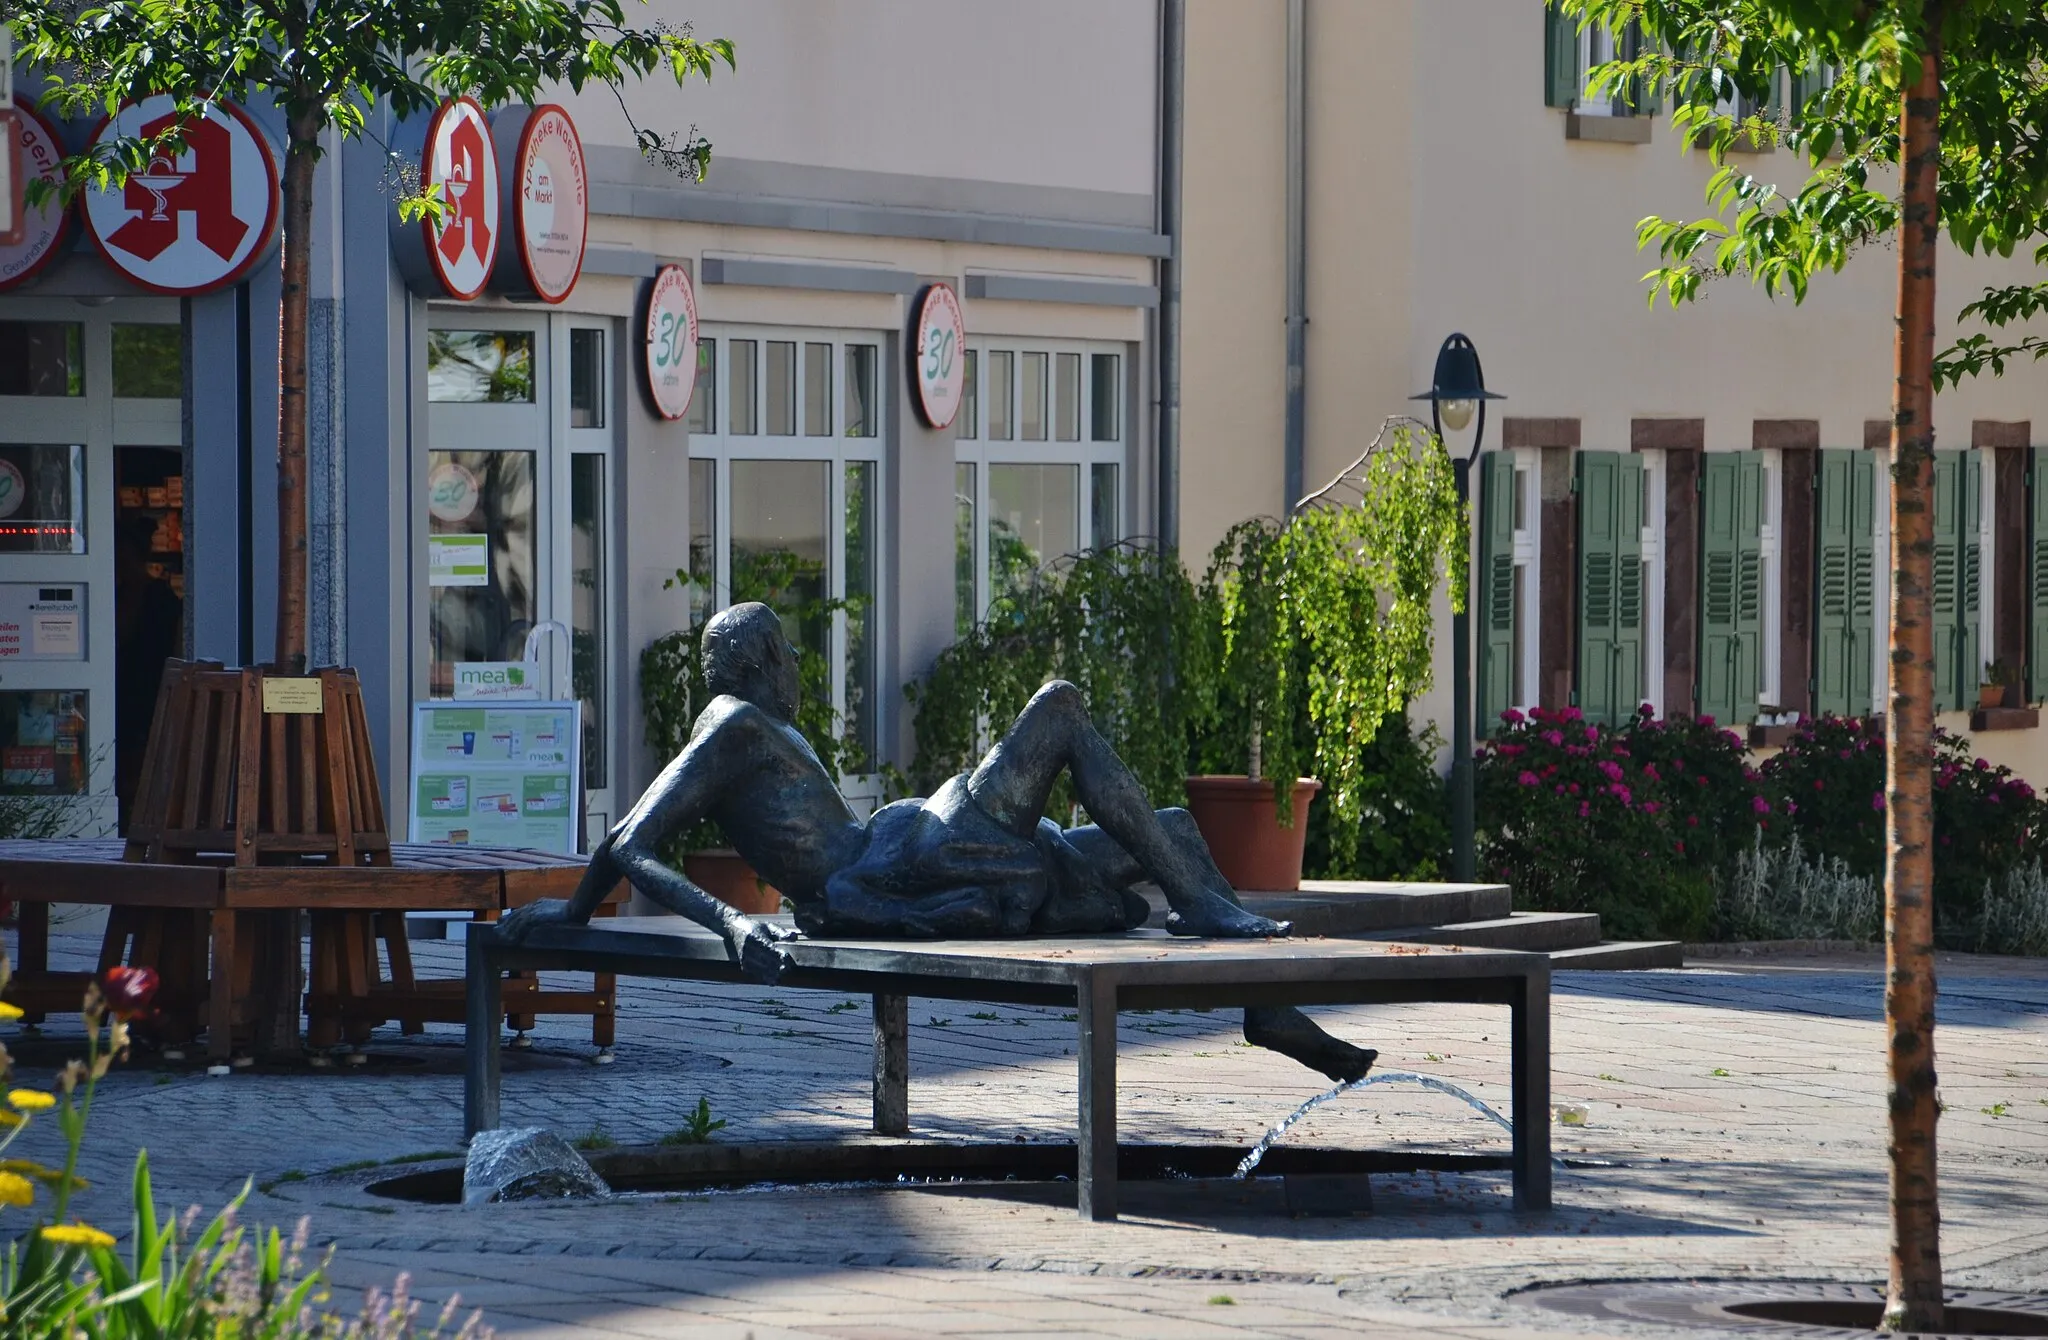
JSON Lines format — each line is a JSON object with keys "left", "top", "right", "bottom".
{"left": 464, "top": 916, "right": 1552, "bottom": 1221}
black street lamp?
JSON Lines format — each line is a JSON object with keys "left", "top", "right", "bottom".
{"left": 1411, "top": 333, "right": 1503, "bottom": 884}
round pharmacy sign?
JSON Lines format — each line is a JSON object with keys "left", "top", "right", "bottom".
{"left": 0, "top": 460, "right": 24, "bottom": 518}
{"left": 81, "top": 96, "right": 280, "bottom": 296}
{"left": 909, "top": 282, "right": 965, "bottom": 429}
{"left": 426, "top": 461, "right": 481, "bottom": 522}
{"left": 498, "top": 105, "right": 587, "bottom": 303}
{"left": 643, "top": 265, "right": 700, "bottom": 421}
{"left": 0, "top": 100, "right": 76, "bottom": 291}
{"left": 420, "top": 97, "right": 499, "bottom": 300}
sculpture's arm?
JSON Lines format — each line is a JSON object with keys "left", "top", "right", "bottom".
{"left": 498, "top": 711, "right": 793, "bottom": 981}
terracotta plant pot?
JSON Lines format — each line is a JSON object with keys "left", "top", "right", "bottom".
{"left": 681, "top": 849, "right": 783, "bottom": 915}
{"left": 1980, "top": 683, "right": 2007, "bottom": 710}
{"left": 1182, "top": 775, "right": 1322, "bottom": 893}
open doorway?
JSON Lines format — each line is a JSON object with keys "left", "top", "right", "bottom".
{"left": 113, "top": 446, "right": 186, "bottom": 828}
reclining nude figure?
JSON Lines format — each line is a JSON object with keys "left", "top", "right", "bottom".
{"left": 500, "top": 601, "right": 1377, "bottom": 1082}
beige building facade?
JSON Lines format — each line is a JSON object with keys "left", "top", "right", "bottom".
{"left": 1180, "top": 0, "right": 2048, "bottom": 779}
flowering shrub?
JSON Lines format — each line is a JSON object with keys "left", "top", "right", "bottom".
{"left": 0, "top": 954, "right": 490, "bottom": 1337}
{"left": 1760, "top": 716, "right": 2046, "bottom": 948}
{"left": 1475, "top": 705, "right": 1757, "bottom": 939}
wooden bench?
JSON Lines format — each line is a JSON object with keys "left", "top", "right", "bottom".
{"left": 0, "top": 839, "right": 618, "bottom": 1061}
{"left": 464, "top": 917, "right": 1552, "bottom": 1221}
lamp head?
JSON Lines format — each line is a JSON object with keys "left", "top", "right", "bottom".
{"left": 1410, "top": 333, "right": 1504, "bottom": 450}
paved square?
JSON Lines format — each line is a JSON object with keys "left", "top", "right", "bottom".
{"left": 5, "top": 929, "right": 2044, "bottom": 1338}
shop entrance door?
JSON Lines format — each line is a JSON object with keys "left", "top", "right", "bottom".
{"left": 420, "top": 313, "right": 619, "bottom": 846}
{"left": 0, "top": 298, "right": 184, "bottom": 834}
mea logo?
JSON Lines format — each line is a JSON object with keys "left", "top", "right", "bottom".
{"left": 81, "top": 97, "right": 279, "bottom": 296}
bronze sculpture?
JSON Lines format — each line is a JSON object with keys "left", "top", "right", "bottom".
{"left": 500, "top": 602, "right": 1376, "bottom": 1081}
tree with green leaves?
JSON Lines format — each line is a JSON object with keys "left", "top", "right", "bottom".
{"left": 11, "top": 1, "right": 733, "bottom": 671}
{"left": 1566, "top": 1, "right": 2048, "bottom": 1329}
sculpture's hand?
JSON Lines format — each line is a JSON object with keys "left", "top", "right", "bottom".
{"left": 725, "top": 917, "right": 799, "bottom": 985}
{"left": 496, "top": 898, "right": 581, "bottom": 944}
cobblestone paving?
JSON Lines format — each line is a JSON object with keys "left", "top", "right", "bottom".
{"left": 6, "top": 932, "right": 2045, "bottom": 1338}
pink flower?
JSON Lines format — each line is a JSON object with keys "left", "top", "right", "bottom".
{"left": 1871, "top": 792, "right": 1886, "bottom": 811}
{"left": 1698, "top": 715, "right": 1717, "bottom": 729}
{"left": 1562, "top": 707, "right": 1584, "bottom": 723}
{"left": 1568, "top": 783, "right": 1580, "bottom": 795}
{"left": 1598, "top": 761, "right": 1625, "bottom": 783}
{"left": 1642, "top": 763, "right": 1661, "bottom": 782}
{"left": 1751, "top": 795, "right": 1771, "bottom": 815}
{"left": 1518, "top": 771, "right": 1540, "bottom": 787}
{"left": 1496, "top": 743, "right": 1525, "bottom": 757}
{"left": 1543, "top": 731, "right": 1564, "bottom": 748}
{"left": 1813, "top": 779, "right": 1825, "bottom": 792}
{"left": 1687, "top": 814, "right": 1700, "bottom": 828}
{"left": 1584, "top": 726, "right": 1599, "bottom": 742}
{"left": 1641, "top": 801, "right": 1660, "bottom": 815}
{"left": 1501, "top": 708, "right": 1526, "bottom": 725}
{"left": 1577, "top": 802, "right": 1590, "bottom": 818}
{"left": 1609, "top": 784, "right": 1633, "bottom": 807}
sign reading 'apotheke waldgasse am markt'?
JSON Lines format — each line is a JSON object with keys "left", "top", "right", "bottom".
{"left": 81, "top": 97, "right": 280, "bottom": 296}
{"left": 0, "top": 101, "right": 73, "bottom": 290}
{"left": 492, "top": 104, "right": 587, "bottom": 303}
{"left": 421, "top": 97, "right": 498, "bottom": 300}
{"left": 644, "top": 264, "right": 700, "bottom": 421}
{"left": 909, "top": 282, "right": 966, "bottom": 429}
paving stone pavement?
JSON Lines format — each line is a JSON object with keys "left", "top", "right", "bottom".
{"left": 4, "top": 931, "right": 2045, "bottom": 1338}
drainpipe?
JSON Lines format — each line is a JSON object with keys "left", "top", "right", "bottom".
{"left": 1156, "top": 0, "right": 1184, "bottom": 557}
{"left": 1283, "top": 0, "right": 1307, "bottom": 514}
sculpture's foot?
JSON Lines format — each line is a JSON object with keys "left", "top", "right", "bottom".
{"left": 1121, "top": 889, "right": 1154, "bottom": 929}
{"left": 1164, "top": 895, "right": 1289, "bottom": 938}
{"left": 1242, "top": 1006, "right": 1378, "bottom": 1084}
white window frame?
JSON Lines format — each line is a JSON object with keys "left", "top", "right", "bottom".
{"left": 1510, "top": 449, "right": 1542, "bottom": 712}
{"left": 1576, "top": 24, "right": 1619, "bottom": 116}
{"left": 954, "top": 338, "right": 1129, "bottom": 625}
{"left": 1639, "top": 449, "right": 1666, "bottom": 717}
{"left": 687, "top": 323, "right": 888, "bottom": 803}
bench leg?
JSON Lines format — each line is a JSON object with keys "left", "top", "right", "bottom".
{"left": 464, "top": 931, "right": 503, "bottom": 1140}
{"left": 872, "top": 993, "right": 908, "bottom": 1135}
{"left": 1075, "top": 971, "right": 1118, "bottom": 1222}
{"left": 17, "top": 897, "right": 48, "bottom": 1027}
{"left": 207, "top": 910, "right": 236, "bottom": 1064}
{"left": 1511, "top": 966, "right": 1552, "bottom": 1212}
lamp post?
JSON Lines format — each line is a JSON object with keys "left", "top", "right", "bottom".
{"left": 1412, "top": 333, "right": 1503, "bottom": 884}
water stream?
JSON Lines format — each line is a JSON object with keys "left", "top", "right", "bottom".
{"left": 1233, "top": 1070, "right": 1516, "bottom": 1179}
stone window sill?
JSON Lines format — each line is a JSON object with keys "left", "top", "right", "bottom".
{"left": 1970, "top": 706, "right": 2039, "bottom": 732}
{"left": 1566, "top": 112, "right": 1652, "bottom": 145}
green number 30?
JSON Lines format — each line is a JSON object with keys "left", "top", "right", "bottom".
{"left": 923, "top": 326, "right": 954, "bottom": 383}
{"left": 655, "top": 312, "right": 682, "bottom": 369}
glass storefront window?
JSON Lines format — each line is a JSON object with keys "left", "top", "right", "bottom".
{"left": 1090, "top": 354, "right": 1121, "bottom": 441}
{"left": 766, "top": 341, "right": 796, "bottom": 436}
{"left": 1091, "top": 463, "right": 1121, "bottom": 549}
{"left": 1020, "top": 352, "right": 1048, "bottom": 442}
{"left": 0, "top": 445, "right": 87, "bottom": 554}
{"left": 955, "top": 462, "right": 977, "bottom": 636}
{"left": 987, "top": 351, "right": 1014, "bottom": 441}
{"left": 843, "top": 345, "right": 877, "bottom": 438}
{"left": 1055, "top": 353, "right": 1082, "bottom": 442}
{"left": 0, "top": 323, "right": 84, "bottom": 397}
{"left": 426, "top": 449, "right": 536, "bottom": 696}
{"left": 957, "top": 351, "right": 978, "bottom": 441}
{"left": 730, "top": 459, "right": 829, "bottom": 658}
{"left": 844, "top": 461, "right": 876, "bottom": 771}
{"left": 570, "top": 454, "right": 608, "bottom": 789}
{"left": 803, "top": 342, "right": 832, "bottom": 437}
{"left": 688, "top": 458, "right": 716, "bottom": 625}
{"left": 569, "top": 328, "right": 605, "bottom": 429}
{"left": 0, "top": 690, "right": 89, "bottom": 795}
{"left": 686, "top": 339, "right": 717, "bottom": 434}
{"left": 112, "top": 324, "right": 183, "bottom": 398}
{"left": 427, "top": 331, "right": 536, "bottom": 403}
{"left": 729, "top": 340, "right": 758, "bottom": 435}
{"left": 988, "top": 463, "right": 1078, "bottom": 604}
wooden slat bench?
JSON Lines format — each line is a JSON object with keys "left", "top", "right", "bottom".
{"left": 464, "top": 917, "right": 1553, "bottom": 1221}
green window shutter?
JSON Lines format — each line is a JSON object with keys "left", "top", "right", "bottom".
{"left": 1698, "top": 454, "right": 1764, "bottom": 724}
{"left": 1814, "top": 450, "right": 1876, "bottom": 716}
{"left": 1620, "top": 19, "right": 1653, "bottom": 116}
{"left": 2031, "top": 449, "right": 2048, "bottom": 702}
{"left": 1477, "top": 452, "right": 1519, "bottom": 736}
{"left": 1932, "top": 450, "right": 1980, "bottom": 712}
{"left": 1576, "top": 451, "right": 1644, "bottom": 727}
{"left": 1544, "top": 2, "right": 1579, "bottom": 108}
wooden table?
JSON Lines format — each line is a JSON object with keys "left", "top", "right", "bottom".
{"left": 466, "top": 917, "right": 1553, "bottom": 1221}
{"left": 0, "top": 840, "right": 615, "bottom": 1061}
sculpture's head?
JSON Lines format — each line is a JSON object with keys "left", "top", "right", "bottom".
{"left": 701, "top": 601, "right": 801, "bottom": 723}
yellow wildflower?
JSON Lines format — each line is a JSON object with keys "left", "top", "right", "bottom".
{"left": 0, "top": 1159, "right": 78, "bottom": 1188}
{"left": 0, "top": 1172, "right": 34, "bottom": 1207}
{"left": 0, "top": 1002, "right": 22, "bottom": 1021}
{"left": 0, "top": 1112, "right": 21, "bottom": 1130}
{"left": 40, "top": 1223, "right": 115, "bottom": 1249}
{"left": 5, "top": 1091, "right": 54, "bottom": 1113}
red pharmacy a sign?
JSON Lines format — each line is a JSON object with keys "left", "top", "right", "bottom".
{"left": 81, "top": 97, "right": 280, "bottom": 296}
{"left": 421, "top": 97, "right": 499, "bottom": 300}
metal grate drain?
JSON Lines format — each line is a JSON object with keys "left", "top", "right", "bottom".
{"left": 1511, "top": 1279, "right": 2048, "bottom": 1338}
